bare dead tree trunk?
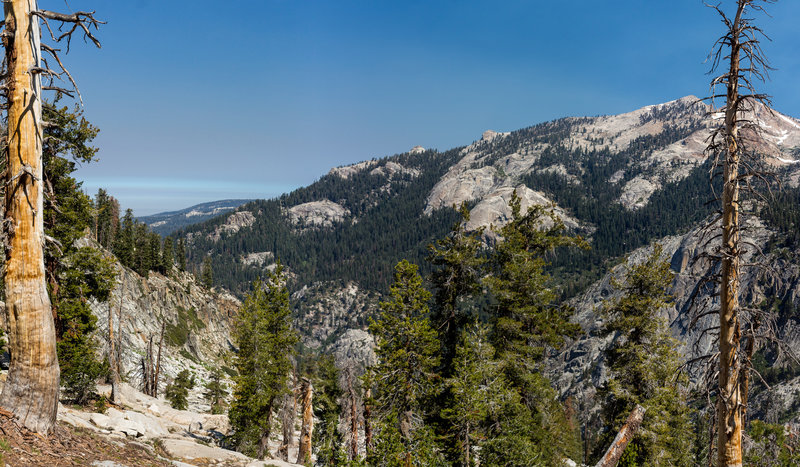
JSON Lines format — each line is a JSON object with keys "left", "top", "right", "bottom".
{"left": 347, "top": 369, "right": 359, "bottom": 460}
{"left": 0, "top": 0, "right": 60, "bottom": 435}
{"left": 257, "top": 407, "right": 274, "bottom": 460}
{"left": 153, "top": 321, "right": 165, "bottom": 398}
{"left": 278, "top": 388, "right": 295, "bottom": 461}
{"left": 704, "top": 2, "right": 775, "bottom": 465}
{"left": 296, "top": 378, "right": 313, "bottom": 465}
{"left": 595, "top": 405, "right": 646, "bottom": 467}
{"left": 109, "top": 284, "right": 122, "bottom": 404}
{"left": 364, "top": 387, "right": 373, "bottom": 455}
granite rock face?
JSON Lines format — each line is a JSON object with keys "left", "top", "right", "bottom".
{"left": 207, "top": 210, "right": 256, "bottom": 242}
{"left": 287, "top": 199, "right": 351, "bottom": 228}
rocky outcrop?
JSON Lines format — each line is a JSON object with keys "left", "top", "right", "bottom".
{"left": 83, "top": 239, "right": 238, "bottom": 411}
{"left": 329, "top": 160, "right": 378, "bottom": 179}
{"left": 465, "top": 185, "right": 581, "bottom": 233}
{"left": 207, "top": 210, "right": 256, "bottom": 242}
{"left": 547, "top": 215, "right": 800, "bottom": 423}
{"left": 370, "top": 161, "right": 420, "bottom": 179}
{"left": 292, "top": 281, "right": 375, "bottom": 350}
{"left": 288, "top": 200, "right": 350, "bottom": 228}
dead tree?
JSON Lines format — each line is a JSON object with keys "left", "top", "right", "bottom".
{"left": 702, "top": 1, "right": 776, "bottom": 465}
{"left": 296, "top": 377, "right": 314, "bottom": 465}
{"left": 278, "top": 368, "right": 298, "bottom": 461}
{"left": 0, "top": 0, "right": 101, "bottom": 434}
{"left": 142, "top": 322, "right": 165, "bottom": 398}
{"left": 594, "top": 405, "right": 646, "bottom": 467}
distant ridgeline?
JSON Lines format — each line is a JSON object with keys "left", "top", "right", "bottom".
{"left": 175, "top": 100, "right": 738, "bottom": 299}
{"left": 139, "top": 199, "right": 254, "bottom": 236}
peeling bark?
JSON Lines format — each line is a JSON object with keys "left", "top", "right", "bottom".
{"left": 296, "top": 378, "right": 313, "bottom": 465}
{"left": 595, "top": 405, "right": 646, "bottom": 467}
{"left": 0, "top": 0, "right": 60, "bottom": 435}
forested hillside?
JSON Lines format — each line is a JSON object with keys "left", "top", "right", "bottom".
{"left": 177, "top": 97, "right": 750, "bottom": 300}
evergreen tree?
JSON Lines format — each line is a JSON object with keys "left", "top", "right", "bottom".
{"left": 41, "top": 103, "right": 116, "bottom": 405}
{"left": 204, "top": 367, "right": 228, "bottom": 415}
{"left": 596, "top": 244, "right": 694, "bottom": 466}
{"left": 483, "top": 191, "right": 585, "bottom": 464}
{"left": 229, "top": 264, "right": 298, "bottom": 459}
{"left": 114, "top": 209, "right": 136, "bottom": 267}
{"left": 202, "top": 257, "right": 214, "bottom": 289}
{"left": 366, "top": 260, "right": 443, "bottom": 466}
{"left": 427, "top": 202, "right": 487, "bottom": 376}
{"left": 161, "top": 236, "right": 175, "bottom": 274}
{"left": 443, "top": 324, "right": 518, "bottom": 466}
{"left": 307, "top": 355, "right": 348, "bottom": 465}
{"left": 177, "top": 238, "right": 187, "bottom": 271}
{"left": 94, "top": 188, "right": 120, "bottom": 249}
{"left": 166, "top": 369, "right": 195, "bottom": 410}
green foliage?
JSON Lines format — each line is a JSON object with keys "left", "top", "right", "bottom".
{"left": 744, "top": 421, "right": 800, "bottom": 466}
{"left": 164, "top": 306, "right": 205, "bottom": 347}
{"left": 486, "top": 192, "right": 585, "bottom": 365}
{"left": 201, "top": 257, "right": 214, "bottom": 289}
{"left": 166, "top": 369, "right": 195, "bottom": 410}
{"left": 161, "top": 237, "right": 175, "bottom": 274}
{"left": 40, "top": 103, "right": 119, "bottom": 405}
{"left": 443, "top": 324, "right": 518, "bottom": 466}
{"left": 596, "top": 244, "right": 694, "bottom": 466}
{"left": 229, "top": 265, "right": 298, "bottom": 457}
{"left": 306, "top": 355, "right": 347, "bottom": 465}
{"left": 367, "top": 260, "right": 442, "bottom": 465}
{"left": 204, "top": 367, "right": 228, "bottom": 414}
{"left": 427, "top": 202, "right": 487, "bottom": 377}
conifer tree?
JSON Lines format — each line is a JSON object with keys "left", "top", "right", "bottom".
{"left": 40, "top": 103, "right": 115, "bottom": 405}
{"left": 204, "top": 367, "right": 228, "bottom": 415}
{"left": 161, "top": 236, "right": 175, "bottom": 273}
{"left": 201, "top": 257, "right": 214, "bottom": 289}
{"left": 427, "top": 202, "right": 486, "bottom": 376}
{"left": 166, "top": 369, "right": 195, "bottom": 410}
{"left": 229, "top": 264, "right": 298, "bottom": 459}
{"left": 483, "top": 191, "right": 585, "bottom": 464}
{"left": 366, "top": 260, "right": 443, "bottom": 466}
{"left": 177, "top": 238, "right": 187, "bottom": 271}
{"left": 114, "top": 209, "right": 136, "bottom": 267}
{"left": 597, "top": 244, "right": 694, "bottom": 466}
{"left": 94, "top": 188, "right": 120, "bottom": 248}
{"left": 443, "top": 324, "right": 517, "bottom": 467}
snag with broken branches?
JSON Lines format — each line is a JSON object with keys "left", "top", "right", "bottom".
{"left": 0, "top": 0, "right": 102, "bottom": 434}
{"left": 690, "top": 1, "right": 794, "bottom": 465}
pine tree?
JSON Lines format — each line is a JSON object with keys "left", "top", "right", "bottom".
{"left": 443, "top": 324, "right": 518, "bottom": 467}
{"left": 204, "top": 367, "right": 228, "bottom": 415}
{"left": 307, "top": 355, "right": 347, "bottom": 465}
{"left": 40, "top": 103, "right": 115, "bottom": 406}
{"left": 114, "top": 209, "right": 136, "bottom": 267}
{"left": 166, "top": 369, "right": 195, "bottom": 410}
{"left": 483, "top": 191, "right": 585, "bottom": 464}
{"left": 366, "top": 260, "right": 443, "bottom": 466}
{"left": 94, "top": 188, "right": 120, "bottom": 248}
{"left": 201, "top": 257, "right": 214, "bottom": 289}
{"left": 177, "top": 238, "right": 187, "bottom": 271}
{"left": 161, "top": 236, "right": 175, "bottom": 274}
{"left": 229, "top": 264, "right": 298, "bottom": 459}
{"left": 427, "top": 202, "right": 487, "bottom": 376}
{"left": 597, "top": 244, "right": 694, "bottom": 466}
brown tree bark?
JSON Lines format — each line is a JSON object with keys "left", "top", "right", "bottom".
{"left": 0, "top": 0, "right": 60, "bottom": 435}
{"left": 595, "top": 405, "right": 646, "bottom": 467}
{"left": 717, "top": 3, "right": 746, "bottom": 465}
{"left": 296, "top": 378, "right": 313, "bottom": 465}
{"left": 364, "top": 387, "right": 373, "bottom": 455}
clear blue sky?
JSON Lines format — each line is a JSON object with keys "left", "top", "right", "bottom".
{"left": 62, "top": 0, "right": 800, "bottom": 215}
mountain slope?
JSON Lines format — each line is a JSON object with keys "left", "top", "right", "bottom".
{"left": 140, "top": 199, "right": 253, "bottom": 236}
{"left": 176, "top": 96, "right": 800, "bottom": 350}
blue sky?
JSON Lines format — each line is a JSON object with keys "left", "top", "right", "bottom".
{"left": 60, "top": 0, "right": 800, "bottom": 215}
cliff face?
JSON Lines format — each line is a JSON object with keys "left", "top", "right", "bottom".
{"left": 546, "top": 216, "right": 800, "bottom": 422}
{"left": 82, "top": 237, "right": 239, "bottom": 411}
